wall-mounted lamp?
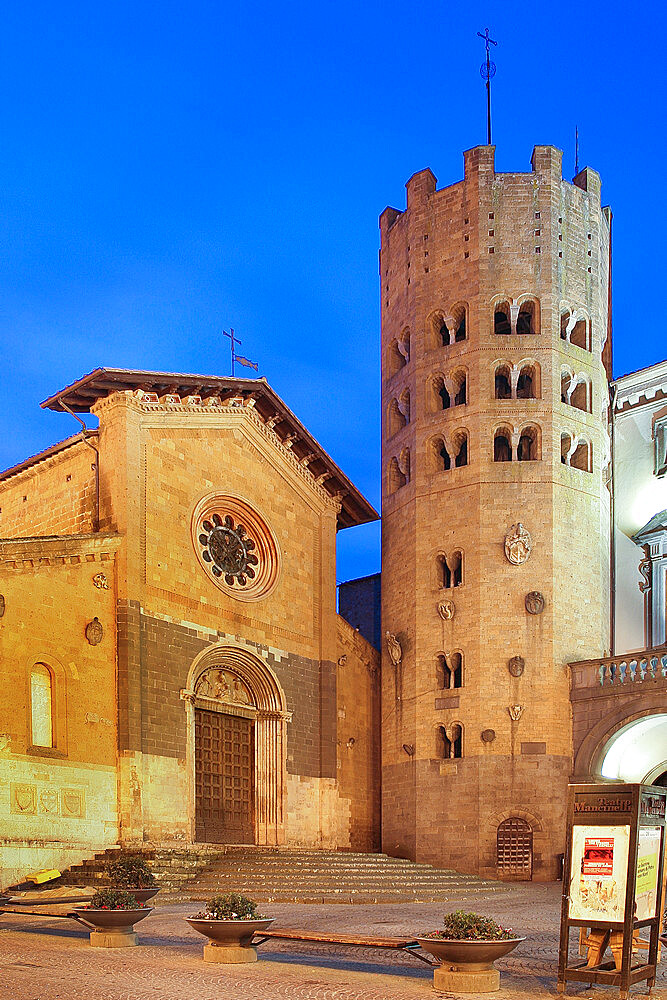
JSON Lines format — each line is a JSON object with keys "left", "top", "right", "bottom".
{"left": 346, "top": 737, "right": 356, "bottom": 749}
{"left": 402, "top": 743, "right": 415, "bottom": 756}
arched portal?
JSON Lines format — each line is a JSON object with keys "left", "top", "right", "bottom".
{"left": 182, "top": 644, "right": 290, "bottom": 846}
{"left": 496, "top": 817, "right": 533, "bottom": 880}
{"left": 599, "top": 713, "right": 667, "bottom": 784}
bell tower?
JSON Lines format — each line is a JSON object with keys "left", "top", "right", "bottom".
{"left": 380, "top": 145, "right": 611, "bottom": 879}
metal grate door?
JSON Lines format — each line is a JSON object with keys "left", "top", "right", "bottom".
{"left": 195, "top": 708, "right": 254, "bottom": 844}
{"left": 496, "top": 817, "right": 533, "bottom": 880}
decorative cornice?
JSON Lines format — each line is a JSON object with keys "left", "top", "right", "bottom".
{"left": 0, "top": 531, "right": 122, "bottom": 567}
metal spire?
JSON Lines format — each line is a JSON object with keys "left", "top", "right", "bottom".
{"left": 477, "top": 28, "right": 497, "bottom": 145}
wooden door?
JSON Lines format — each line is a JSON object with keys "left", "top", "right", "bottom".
{"left": 195, "top": 708, "right": 255, "bottom": 843}
{"left": 496, "top": 817, "right": 533, "bottom": 880}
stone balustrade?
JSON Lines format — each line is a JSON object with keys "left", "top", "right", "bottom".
{"left": 570, "top": 646, "right": 667, "bottom": 692}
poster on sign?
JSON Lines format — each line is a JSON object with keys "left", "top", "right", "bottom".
{"left": 568, "top": 824, "right": 630, "bottom": 922}
{"left": 635, "top": 826, "right": 661, "bottom": 921}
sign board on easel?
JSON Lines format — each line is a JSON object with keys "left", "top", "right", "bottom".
{"left": 557, "top": 783, "right": 666, "bottom": 999}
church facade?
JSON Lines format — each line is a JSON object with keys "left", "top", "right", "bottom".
{"left": 0, "top": 372, "right": 380, "bottom": 887}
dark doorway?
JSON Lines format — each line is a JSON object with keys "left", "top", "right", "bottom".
{"left": 195, "top": 708, "right": 255, "bottom": 843}
{"left": 496, "top": 817, "right": 533, "bottom": 880}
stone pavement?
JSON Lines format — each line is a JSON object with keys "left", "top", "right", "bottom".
{"left": 2, "top": 882, "right": 666, "bottom": 999}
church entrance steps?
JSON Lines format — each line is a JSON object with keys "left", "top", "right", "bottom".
{"left": 60, "top": 847, "right": 510, "bottom": 904}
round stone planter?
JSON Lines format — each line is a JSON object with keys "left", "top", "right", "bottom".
{"left": 416, "top": 936, "right": 524, "bottom": 993}
{"left": 72, "top": 906, "right": 153, "bottom": 948}
{"left": 185, "top": 917, "right": 274, "bottom": 963}
{"left": 121, "top": 887, "right": 159, "bottom": 903}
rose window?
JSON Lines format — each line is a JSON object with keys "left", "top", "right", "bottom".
{"left": 198, "top": 514, "right": 259, "bottom": 587}
{"left": 192, "top": 494, "right": 280, "bottom": 601}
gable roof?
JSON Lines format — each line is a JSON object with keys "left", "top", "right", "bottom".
{"left": 39, "top": 368, "right": 378, "bottom": 529}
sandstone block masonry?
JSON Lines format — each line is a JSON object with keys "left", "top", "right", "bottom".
{"left": 380, "top": 145, "right": 611, "bottom": 879}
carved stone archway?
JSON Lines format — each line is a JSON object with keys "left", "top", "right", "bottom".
{"left": 181, "top": 644, "right": 291, "bottom": 846}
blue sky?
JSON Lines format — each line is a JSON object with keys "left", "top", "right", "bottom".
{"left": 0, "top": 1, "right": 664, "bottom": 583}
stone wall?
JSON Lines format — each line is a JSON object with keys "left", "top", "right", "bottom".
{"left": 0, "top": 532, "right": 121, "bottom": 888}
{"left": 338, "top": 573, "right": 381, "bottom": 650}
{"left": 0, "top": 436, "right": 96, "bottom": 538}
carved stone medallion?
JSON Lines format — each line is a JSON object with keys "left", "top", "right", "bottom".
{"left": 385, "top": 632, "right": 402, "bottom": 668}
{"left": 504, "top": 523, "right": 532, "bottom": 565}
{"left": 481, "top": 729, "right": 496, "bottom": 743}
{"left": 0, "top": 594, "right": 5, "bottom": 617}
{"left": 195, "top": 668, "right": 252, "bottom": 706}
{"left": 92, "top": 572, "right": 109, "bottom": 590}
{"left": 525, "top": 591, "right": 545, "bottom": 615}
{"left": 508, "top": 655, "right": 525, "bottom": 678}
{"left": 85, "top": 616, "right": 104, "bottom": 646}
{"left": 508, "top": 704, "right": 525, "bottom": 722}
{"left": 437, "top": 599, "right": 455, "bottom": 621}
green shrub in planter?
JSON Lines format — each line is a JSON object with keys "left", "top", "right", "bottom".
{"left": 422, "top": 910, "right": 515, "bottom": 941}
{"left": 193, "top": 893, "right": 262, "bottom": 920}
{"left": 104, "top": 855, "right": 156, "bottom": 889}
{"left": 88, "top": 888, "right": 147, "bottom": 910}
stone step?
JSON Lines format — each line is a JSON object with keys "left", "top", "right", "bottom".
{"left": 59, "top": 846, "right": 506, "bottom": 904}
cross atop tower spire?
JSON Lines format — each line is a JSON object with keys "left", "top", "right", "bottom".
{"left": 477, "top": 27, "right": 497, "bottom": 145}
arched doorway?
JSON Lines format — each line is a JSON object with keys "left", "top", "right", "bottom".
{"left": 496, "top": 817, "right": 533, "bottom": 880}
{"left": 182, "top": 644, "right": 290, "bottom": 846}
{"left": 599, "top": 713, "right": 667, "bottom": 785}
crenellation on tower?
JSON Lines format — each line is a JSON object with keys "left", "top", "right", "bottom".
{"left": 380, "top": 146, "right": 611, "bottom": 880}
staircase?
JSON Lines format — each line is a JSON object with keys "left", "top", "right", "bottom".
{"left": 61, "top": 846, "right": 509, "bottom": 904}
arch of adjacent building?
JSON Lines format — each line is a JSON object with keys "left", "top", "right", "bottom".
{"left": 574, "top": 702, "right": 667, "bottom": 783}
{"left": 183, "top": 642, "right": 290, "bottom": 846}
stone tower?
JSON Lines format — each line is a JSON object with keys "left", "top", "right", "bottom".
{"left": 380, "top": 145, "right": 611, "bottom": 880}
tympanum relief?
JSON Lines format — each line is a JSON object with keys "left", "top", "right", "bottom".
{"left": 195, "top": 668, "right": 252, "bottom": 706}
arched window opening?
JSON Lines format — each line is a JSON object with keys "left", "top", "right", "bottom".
{"left": 497, "top": 817, "right": 533, "bottom": 879}
{"left": 451, "top": 723, "right": 463, "bottom": 758}
{"left": 560, "top": 310, "right": 570, "bottom": 341}
{"left": 388, "top": 339, "right": 406, "bottom": 376}
{"left": 31, "top": 664, "right": 54, "bottom": 748}
{"left": 561, "top": 432, "right": 572, "bottom": 465}
{"left": 388, "top": 398, "right": 407, "bottom": 436}
{"left": 436, "top": 725, "right": 451, "bottom": 760}
{"left": 439, "top": 320, "right": 451, "bottom": 346}
{"left": 439, "top": 383, "right": 451, "bottom": 410}
{"left": 518, "top": 426, "right": 539, "bottom": 462}
{"left": 570, "top": 317, "right": 589, "bottom": 350}
{"left": 437, "top": 555, "right": 451, "bottom": 589}
{"left": 436, "top": 655, "right": 451, "bottom": 690}
{"left": 453, "top": 433, "right": 468, "bottom": 468}
{"left": 494, "top": 305, "right": 511, "bottom": 335}
{"left": 494, "top": 432, "right": 512, "bottom": 462}
{"left": 561, "top": 371, "right": 571, "bottom": 403}
{"left": 452, "top": 304, "right": 467, "bottom": 343}
{"left": 516, "top": 367, "right": 535, "bottom": 399}
{"left": 517, "top": 300, "right": 538, "bottom": 335}
{"left": 570, "top": 379, "right": 590, "bottom": 413}
{"left": 400, "top": 330, "right": 411, "bottom": 364}
{"left": 449, "top": 550, "right": 463, "bottom": 587}
{"left": 398, "top": 388, "right": 411, "bottom": 424}
{"left": 450, "top": 652, "right": 463, "bottom": 688}
{"left": 388, "top": 457, "right": 407, "bottom": 493}
{"left": 453, "top": 373, "right": 467, "bottom": 406}
{"left": 571, "top": 439, "right": 592, "bottom": 473}
{"left": 495, "top": 366, "right": 512, "bottom": 400}
{"left": 439, "top": 440, "right": 451, "bottom": 472}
